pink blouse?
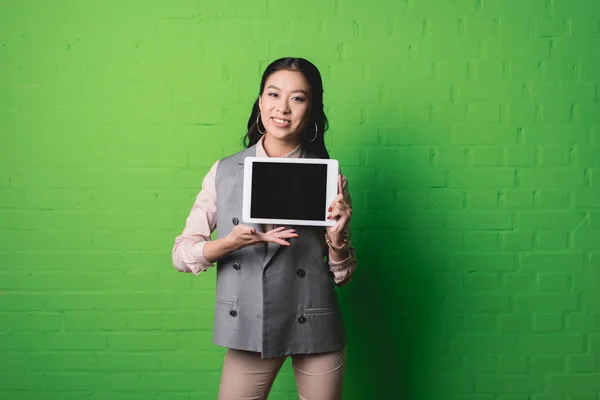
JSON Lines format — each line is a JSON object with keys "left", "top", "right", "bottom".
{"left": 171, "top": 137, "right": 357, "bottom": 285}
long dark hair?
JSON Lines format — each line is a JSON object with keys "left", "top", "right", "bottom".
{"left": 243, "top": 57, "right": 330, "bottom": 159}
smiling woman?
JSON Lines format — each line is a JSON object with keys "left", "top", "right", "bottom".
{"left": 172, "top": 57, "right": 357, "bottom": 400}
{"left": 244, "top": 58, "right": 331, "bottom": 159}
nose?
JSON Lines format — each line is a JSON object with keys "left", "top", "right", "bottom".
{"left": 277, "top": 98, "right": 290, "bottom": 114}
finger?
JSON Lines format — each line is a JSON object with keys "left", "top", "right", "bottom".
{"left": 277, "top": 231, "right": 299, "bottom": 239}
{"left": 236, "top": 225, "right": 256, "bottom": 235}
{"left": 261, "top": 234, "right": 293, "bottom": 246}
{"left": 338, "top": 174, "right": 343, "bottom": 195}
{"left": 327, "top": 208, "right": 347, "bottom": 221}
{"left": 328, "top": 193, "right": 343, "bottom": 212}
{"left": 265, "top": 226, "right": 287, "bottom": 235}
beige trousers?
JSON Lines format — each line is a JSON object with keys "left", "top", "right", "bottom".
{"left": 217, "top": 348, "right": 346, "bottom": 400}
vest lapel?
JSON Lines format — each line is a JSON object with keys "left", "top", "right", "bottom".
{"left": 236, "top": 147, "right": 265, "bottom": 263}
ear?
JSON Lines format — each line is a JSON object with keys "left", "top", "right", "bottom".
{"left": 258, "top": 95, "right": 263, "bottom": 113}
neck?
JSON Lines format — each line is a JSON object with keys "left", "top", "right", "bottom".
{"left": 262, "top": 135, "right": 300, "bottom": 157}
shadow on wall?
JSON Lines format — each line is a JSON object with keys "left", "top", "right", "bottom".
{"left": 340, "top": 130, "right": 440, "bottom": 400}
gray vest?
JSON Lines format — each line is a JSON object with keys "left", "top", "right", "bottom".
{"left": 212, "top": 145, "right": 347, "bottom": 358}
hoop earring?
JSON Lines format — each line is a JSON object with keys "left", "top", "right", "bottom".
{"left": 309, "top": 122, "right": 318, "bottom": 142}
{"left": 256, "top": 113, "right": 266, "bottom": 135}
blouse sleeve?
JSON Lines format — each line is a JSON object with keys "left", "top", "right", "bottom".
{"left": 172, "top": 161, "right": 219, "bottom": 276}
{"left": 328, "top": 173, "right": 357, "bottom": 286}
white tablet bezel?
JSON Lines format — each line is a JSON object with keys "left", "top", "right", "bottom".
{"left": 242, "top": 157, "right": 339, "bottom": 227}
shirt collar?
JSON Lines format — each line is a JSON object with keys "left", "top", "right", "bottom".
{"left": 256, "top": 135, "right": 303, "bottom": 159}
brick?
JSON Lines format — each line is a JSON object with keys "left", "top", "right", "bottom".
{"left": 575, "top": 106, "right": 600, "bottom": 124}
{"left": 450, "top": 170, "right": 515, "bottom": 189}
{"left": 504, "top": 273, "right": 536, "bottom": 291}
{"left": 538, "top": 273, "right": 571, "bottom": 291}
{"left": 532, "top": 356, "right": 565, "bottom": 374}
{"left": 469, "top": 59, "right": 505, "bottom": 80}
{"left": 401, "top": 146, "right": 432, "bottom": 166}
{"left": 457, "top": 82, "right": 524, "bottom": 102}
{"left": 448, "top": 294, "right": 510, "bottom": 312}
{"left": 522, "top": 125, "right": 589, "bottom": 145}
{"left": 501, "top": 315, "right": 530, "bottom": 333}
{"left": 515, "top": 335, "right": 584, "bottom": 354}
{"left": 476, "top": 376, "right": 544, "bottom": 395}
{"left": 433, "top": 146, "right": 467, "bottom": 166}
{"left": 539, "top": 146, "right": 572, "bottom": 166}
{"left": 577, "top": 146, "right": 600, "bottom": 167}
{"left": 380, "top": 167, "right": 447, "bottom": 187}
{"left": 538, "top": 190, "right": 572, "bottom": 209}
{"left": 467, "top": 233, "right": 500, "bottom": 251}
{"left": 505, "top": 103, "right": 537, "bottom": 124}
{"left": 450, "top": 334, "right": 514, "bottom": 353}
{"left": 518, "top": 212, "right": 585, "bottom": 230}
{"left": 0, "top": 312, "right": 60, "bottom": 331}
{"left": 498, "top": 355, "right": 529, "bottom": 373}
{"left": 454, "top": 125, "right": 518, "bottom": 145}
{"left": 518, "top": 169, "right": 585, "bottom": 188}
{"left": 533, "top": 314, "right": 563, "bottom": 333}
{"left": 550, "top": 375, "right": 600, "bottom": 394}
{"left": 431, "top": 104, "right": 467, "bottom": 123}
{"left": 573, "top": 273, "right": 600, "bottom": 292}
{"left": 503, "top": 233, "right": 533, "bottom": 250}
{"left": 429, "top": 189, "right": 466, "bottom": 210}
{"left": 538, "top": 104, "right": 573, "bottom": 124}
{"left": 449, "top": 255, "right": 514, "bottom": 273}
{"left": 567, "top": 314, "right": 596, "bottom": 333}
{"left": 401, "top": 105, "right": 432, "bottom": 124}
{"left": 448, "top": 212, "right": 514, "bottom": 230}
{"left": 466, "top": 314, "right": 498, "bottom": 333}
{"left": 533, "top": 83, "right": 596, "bottom": 102}
{"left": 65, "top": 312, "right": 128, "bottom": 331}
{"left": 434, "top": 59, "right": 469, "bottom": 81}
{"left": 385, "top": 125, "right": 449, "bottom": 145}
{"left": 465, "top": 356, "right": 497, "bottom": 373}
{"left": 468, "top": 190, "right": 499, "bottom": 209}
{"left": 467, "top": 103, "right": 501, "bottom": 123}
{"left": 470, "top": 147, "right": 503, "bottom": 166}
{"left": 568, "top": 355, "right": 596, "bottom": 373}
{"left": 513, "top": 294, "right": 578, "bottom": 312}
{"left": 506, "top": 147, "right": 536, "bottom": 166}
{"left": 573, "top": 231, "right": 600, "bottom": 250}
{"left": 363, "top": 147, "right": 401, "bottom": 165}
{"left": 464, "top": 273, "right": 501, "bottom": 291}
{"left": 581, "top": 295, "right": 600, "bottom": 312}
{"left": 522, "top": 253, "right": 583, "bottom": 271}
{"left": 502, "top": 190, "right": 535, "bottom": 209}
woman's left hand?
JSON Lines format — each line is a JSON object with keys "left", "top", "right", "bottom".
{"left": 326, "top": 175, "right": 352, "bottom": 247}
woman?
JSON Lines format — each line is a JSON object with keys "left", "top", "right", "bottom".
{"left": 172, "top": 57, "right": 356, "bottom": 400}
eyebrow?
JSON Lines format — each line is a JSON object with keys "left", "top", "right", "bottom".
{"left": 266, "top": 85, "right": 308, "bottom": 95}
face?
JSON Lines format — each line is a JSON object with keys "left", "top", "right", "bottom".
{"left": 258, "top": 69, "right": 312, "bottom": 145}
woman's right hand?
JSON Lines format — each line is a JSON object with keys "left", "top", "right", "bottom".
{"left": 227, "top": 225, "right": 299, "bottom": 251}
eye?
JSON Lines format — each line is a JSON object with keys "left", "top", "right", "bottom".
{"left": 268, "top": 92, "right": 278, "bottom": 97}
{"left": 292, "top": 96, "right": 305, "bottom": 102}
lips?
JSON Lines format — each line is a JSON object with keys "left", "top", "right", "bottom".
{"left": 271, "top": 117, "right": 291, "bottom": 128}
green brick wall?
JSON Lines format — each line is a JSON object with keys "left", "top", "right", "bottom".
{"left": 1, "top": 0, "right": 599, "bottom": 399}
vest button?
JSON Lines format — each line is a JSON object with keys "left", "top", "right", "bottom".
{"left": 232, "top": 217, "right": 239, "bottom": 225}
{"left": 229, "top": 310, "right": 238, "bottom": 317}
{"left": 233, "top": 262, "right": 241, "bottom": 270}
{"left": 298, "top": 316, "right": 307, "bottom": 324}
{"left": 296, "top": 269, "right": 306, "bottom": 277}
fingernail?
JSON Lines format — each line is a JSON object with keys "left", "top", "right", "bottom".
{"left": 328, "top": 207, "right": 332, "bottom": 212}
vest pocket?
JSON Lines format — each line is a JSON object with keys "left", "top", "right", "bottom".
{"left": 304, "top": 307, "right": 337, "bottom": 315}
{"left": 216, "top": 298, "right": 234, "bottom": 308}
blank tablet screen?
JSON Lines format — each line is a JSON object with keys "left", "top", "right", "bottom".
{"left": 250, "top": 162, "right": 327, "bottom": 221}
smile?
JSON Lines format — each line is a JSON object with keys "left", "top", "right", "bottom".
{"left": 271, "top": 117, "right": 291, "bottom": 127}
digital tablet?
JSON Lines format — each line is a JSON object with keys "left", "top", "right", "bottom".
{"left": 242, "top": 157, "right": 339, "bottom": 227}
